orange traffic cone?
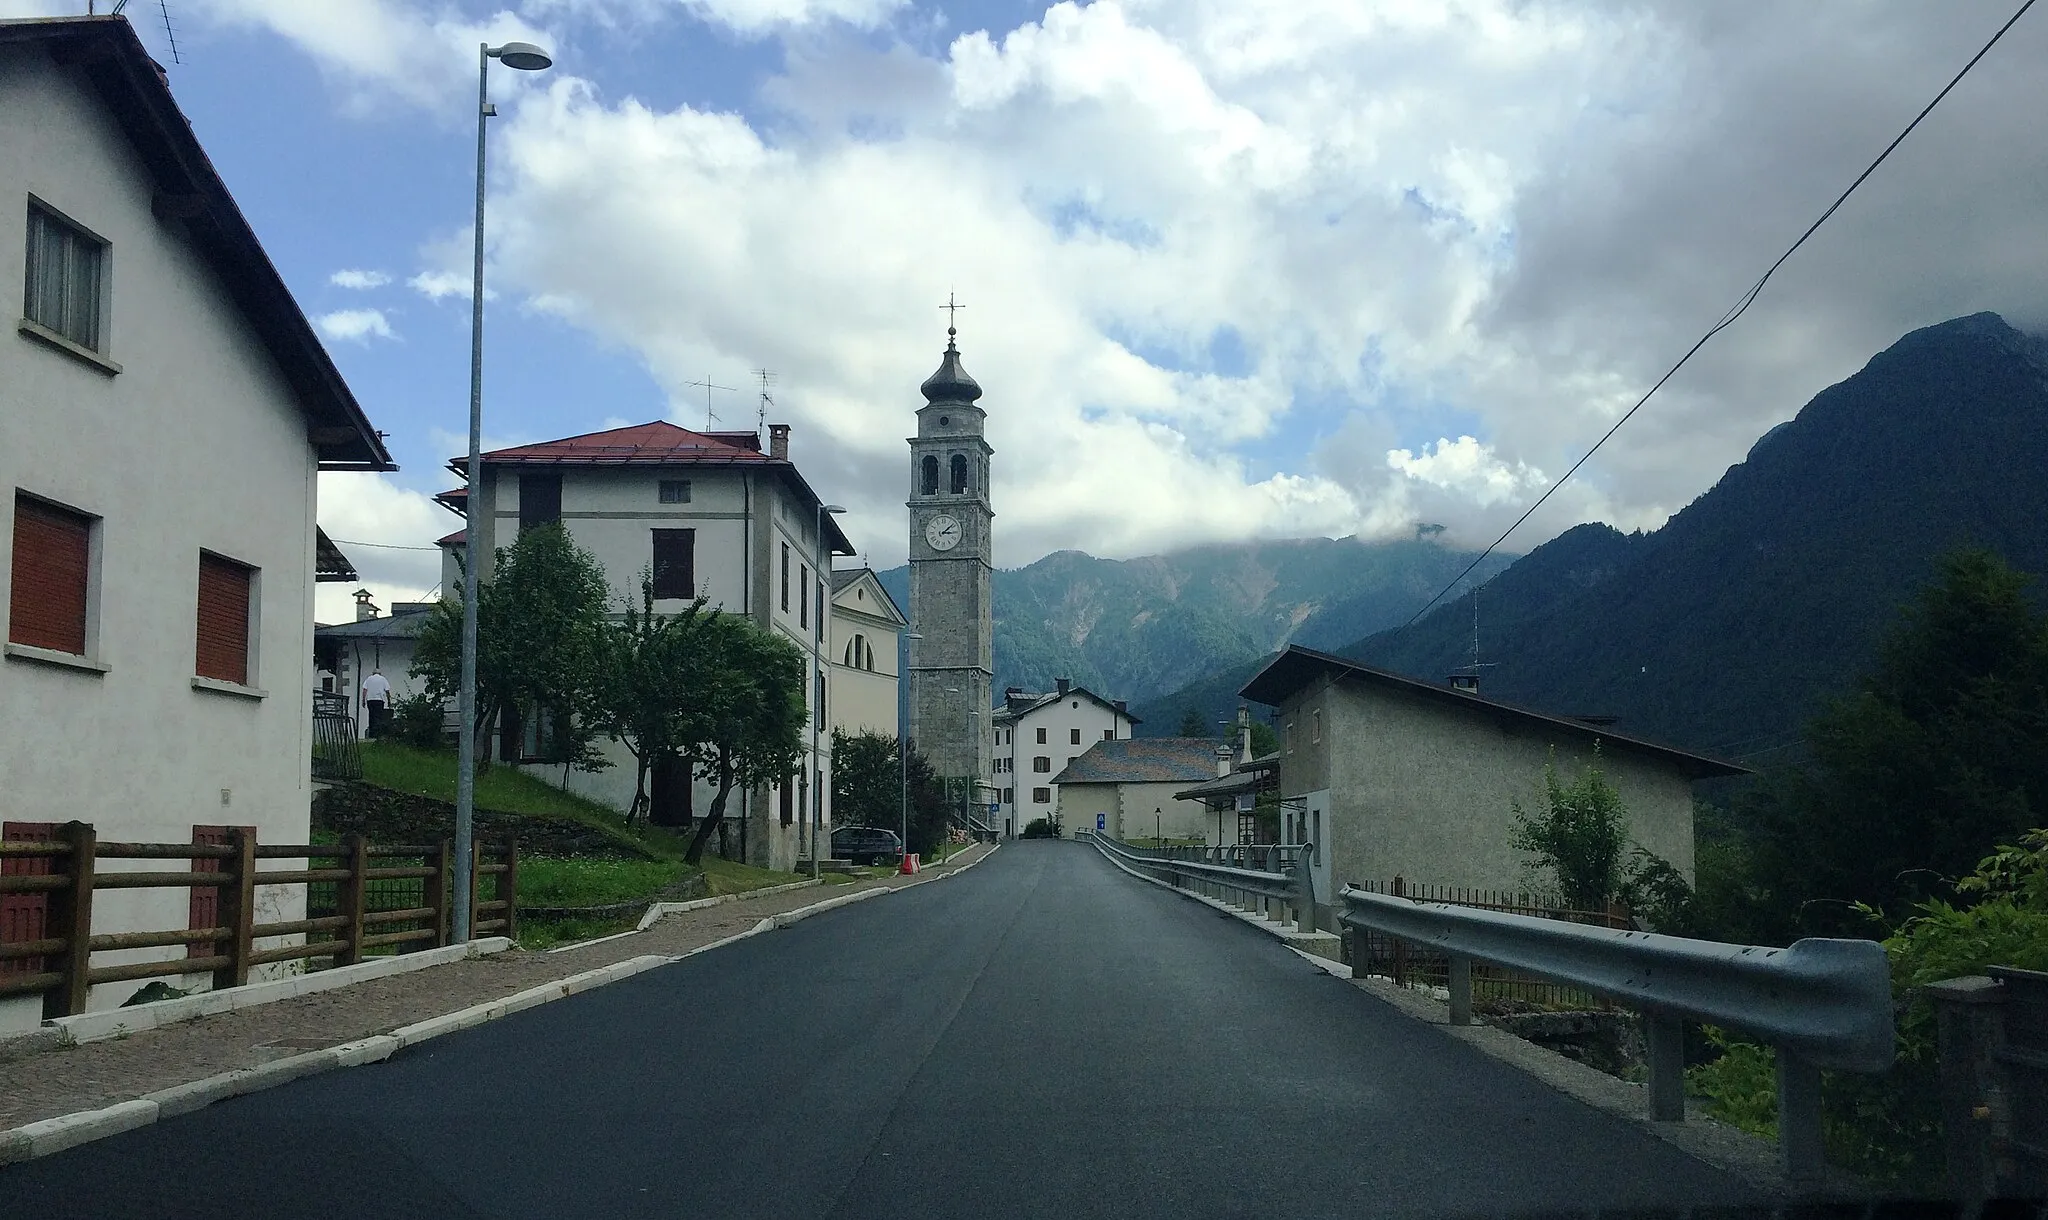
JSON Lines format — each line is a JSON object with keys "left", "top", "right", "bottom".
{"left": 899, "top": 853, "right": 920, "bottom": 875}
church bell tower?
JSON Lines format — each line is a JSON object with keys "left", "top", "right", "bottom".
{"left": 907, "top": 325, "right": 994, "bottom": 810}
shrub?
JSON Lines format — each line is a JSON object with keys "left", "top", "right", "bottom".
{"left": 388, "top": 691, "right": 448, "bottom": 751}
{"left": 1020, "top": 816, "right": 1059, "bottom": 839}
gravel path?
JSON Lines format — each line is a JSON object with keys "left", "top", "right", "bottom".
{"left": 0, "top": 845, "right": 990, "bottom": 1130}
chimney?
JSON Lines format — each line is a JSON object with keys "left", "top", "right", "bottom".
{"left": 1215, "top": 746, "right": 1233, "bottom": 778}
{"left": 1237, "top": 703, "right": 1252, "bottom": 764}
{"left": 1113, "top": 699, "right": 1126, "bottom": 715}
{"left": 1447, "top": 673, "right": 1480, "bottom": 695}
{"left": 1056, "top": 677, "right": 1071, "bottom": 697}
{"left": 768, "top": 423, "right": 790, "bottom": 460}
{"left": 352, "top": 588, "right": 380, "bottom": 621}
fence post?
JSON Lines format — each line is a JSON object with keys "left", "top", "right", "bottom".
{"left": 430, "top": 839, "right": 452, "bottom": 949}
{"left": 1776, "top": 1048, "right": 1826, "bottom": 1184}
{"left": 1645, "top": 1013, "right": 1685, "bottom": 1121}
{"left": 469, "top": 841, "right": 484, "bottom": 944}
{"left": 1924, "top": 975, "right": 2008, "bottom": 1202}
{"left": 1391, "top": 876, "right": 1407, "bottom": 989}
{"left": 1447, "top": 954, "right": 1472, "bottom": 1026}
{"left": 44, "top": 821, "right": 96, "bottom": 1019}
{"left": 215, "top": 827, "right": 256, "bottom": 991}
{"left": 336, "top": 834, "right": 368, "bottom": 967}
{"left": 500, "top": 836, "right": 519, "bottom": 942}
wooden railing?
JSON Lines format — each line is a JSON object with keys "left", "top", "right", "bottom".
{"left": 0, "top": 823, "right": 516, "bottom": 1019}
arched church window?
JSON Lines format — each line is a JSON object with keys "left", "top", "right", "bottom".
{"left": 950, "top": 454, "right": 969, "bottom": 494}
{"left": 844, "top": 638, "right": 856, "bottom": 666}
{"left": 865, "top": 641, "right": 876, "bottom": 670}
{"left": 921, "top": 455, "right": 939, "bottom": 496}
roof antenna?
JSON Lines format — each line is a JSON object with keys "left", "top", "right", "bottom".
{"left": 155, "top": 0, "right": 181, "bottom": 64}
{"left": 683, "top": 375, "right": 736, "bottom": 431}
{"left": 752, "top": 368, "right": 776, "bottom": 439}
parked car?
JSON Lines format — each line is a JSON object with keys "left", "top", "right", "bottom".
{"left": 831, "top": 826, "right": 903, "bottom": 865}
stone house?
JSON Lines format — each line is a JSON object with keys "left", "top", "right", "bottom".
{"left": 989, "top": 679, "right": 1137, "bottom": 838}
{"left": 1052, "top": 738, "right": 1235, "bottom": 843}
{"left": 0, "top": 16, "right": 392, "bottom": 1029}
{"left": 1241, "top": 646, "right": 1747, "bottom": 926}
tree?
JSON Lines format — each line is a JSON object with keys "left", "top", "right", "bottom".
{"left": 831, "top": 729, "right": 901, "bottom": 830}
{"left": 1249, "top": 720, "right": 1279, "bottom": 757}
{"left": 1177, "top": 707, "right": 1208, "bottom": 736}
{"left": 681, "top": 613, "right": 808, "bottom": 866}
{"left": 588, "top": 577, "right": 709, "bottom": 824}
{"left": 1508, "top": 747, "right": 1686, "bottom": 919}
{"left": 414, "top": 523, "right": 612, "bottom": 773}
{"left": 1741, "top": 548, "right": 2048, "bottom": 936}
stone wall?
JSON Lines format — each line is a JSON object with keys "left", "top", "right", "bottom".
{"left": 312, "top": 782, "right": 656, "bottom": 860}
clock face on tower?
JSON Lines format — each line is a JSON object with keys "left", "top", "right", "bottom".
{"left": 925, "top": 514, "right": 961, "bottom": 552}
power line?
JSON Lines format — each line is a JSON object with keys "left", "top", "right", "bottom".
{"left": 331, "top": 538, "right": 442, "bottom": 552}
{"left": 1402, "top": 0, "right": 2039, "bottom": 630}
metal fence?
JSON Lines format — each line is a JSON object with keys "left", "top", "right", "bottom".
{"left": 0, "top": 823, "right": 516, "bottom": 1018}
{"left": 1345, "top": 878, "right": 1628, "bottom": 1010}
{"left": 311, "top": 690, "right": 362, "bottom": 782}
{"left": 1339, "top": 884, "right": 1894, "bottom": 1183}
{"left": 1087, "top": 831, "right": 1319, "bottom": 932}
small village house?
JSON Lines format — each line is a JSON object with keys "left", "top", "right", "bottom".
{"left": 1052, "top": 738, "right": 1234, "bottom": 843}
{"left": 989, "top": 679, "right": 1136, "bottom": 838}
{"left": 1, "top": 16, "right": 392, "bottom": 1030}
{"left": 1241, "top": 646, "right": 1747, "bottom": 928}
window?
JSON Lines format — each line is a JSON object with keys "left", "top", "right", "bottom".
{"left": 1002, "top": 788, "right": 1014, "bottom": 805}
{"left": 651, "top": 528, "right": 695, "bottom": 599}
{"left": 815, "top": 671, "right": 825, "bottom": 731}
{"left": 25, "top": 202, "right": 106, "bottom": 352}
{"left": 799, "top": 565, "right": 810, "bottom": 629}
{"left": 518, "top": 472, "right": 561, "bottom": 533}
{"left": 1069, "top": 728, "right": 1081, "bottom": 745}
{"left": 949, "top": 454, "right": 969, "bottom": 494}
{"left": 1285, "top": 719, "right": 1295, "bottom": 752}
{"left": 780, "top": 543, "right": 789, "bottom": 611}
{"left": 194, "top": 552, "right": 254, "bottom": 685}
{"left": 9, "top": 493, "right": 92, "bottom": 655}
{"left": 816, "top": 580, "right": 824, "bottom": 640}
{"left": 658, "top": 479, "right": 691, "bottom": 504}
{"left": 920, "top": 455, "right": 939, "bottom": 496}
{"left": 1032, "top": 787, "right": 1051, "bottom": 804}
{"left": 1103, "top": 729, "right": 1114, "bottom": 741}
{"left": 1035, "top": 726, "right": 1047, "bottom": 744}
{"left": 1032, "top": 756, "right": 1050, "bottom": 773}
{"left": 780, "top": 778, "right": 794, "bottom": 826}
{"left": 1310, "top": 709, "right": 1322, "bottom": 743}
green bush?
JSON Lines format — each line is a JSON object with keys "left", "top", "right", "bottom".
{"left": 1020, "top": 816, "right": 1060, "bottom": 839}
{"left": 388, "top": 691, "right": 448, "bottom": 751}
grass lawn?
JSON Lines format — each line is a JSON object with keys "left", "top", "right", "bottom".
{"left": 519, "top": 857, "right": 691, "bottom": 907}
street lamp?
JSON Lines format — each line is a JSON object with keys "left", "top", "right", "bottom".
{"left": 810, "top": 503, "right": 846, "bottom": 880}
{"left": 898, "top": 632, "right": 922, "bottom": 867}
{"left": 454, "top": 39, "right": 552, "bottom": 944}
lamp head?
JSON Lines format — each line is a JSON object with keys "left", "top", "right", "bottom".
{"left": 489, "top": 41, "right": 553, "bottom": 71}
{"left": 823, "top": 504, "right": 848, "bottom": 514}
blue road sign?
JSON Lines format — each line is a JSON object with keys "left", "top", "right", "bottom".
{"left": 1097, "top": 813, "right": 1106, "bottom": 831}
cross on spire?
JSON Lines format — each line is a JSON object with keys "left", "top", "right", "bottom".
{"left": 941, "top": 291, "right": 965, "bottom": 336}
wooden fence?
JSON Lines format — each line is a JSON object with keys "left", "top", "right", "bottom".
{"left": 1345, "top": 876, "right": 1631, "bottom": 1009}
{"left": 0, "top": 823, "right": 516, "bottom": 1019}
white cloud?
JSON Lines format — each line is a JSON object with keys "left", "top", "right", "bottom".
{"left": 315, "top": 473, "right": 451, "bottom": 623}
{"left": 315, "top": 308, "right": 397, "bottom": 343}
{"left": 408, "top": 270, "right": 473, "bottom": 301}
{"left": 329, "top": 269, "right": 391, "bottom": 290}
{"left": 526, "top": 0, "right": 905, "bottom": 36}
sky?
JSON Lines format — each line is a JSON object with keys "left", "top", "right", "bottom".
{"left": 11, "top": 0, "right": 2047, "bottom": 624}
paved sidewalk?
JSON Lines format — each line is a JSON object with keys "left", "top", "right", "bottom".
{"left": 0, "top": 844, "right": 989, "bottom": 1131}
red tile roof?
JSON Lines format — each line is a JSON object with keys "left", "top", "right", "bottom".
{"left": 463, "top": 421, "right": 770, "bottom": 467}
{"left": 436, "top": 529, "right": 465, "bottom": 547}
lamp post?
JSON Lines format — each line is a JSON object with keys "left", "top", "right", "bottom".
{"left": 898, "top": 631, "right": 922, "bottom": 865}
{"left": 810, "top": 503, "right": 846, "bottom": 879}
{"left": 454, "top": 39, "right": 552, "bottom": 944}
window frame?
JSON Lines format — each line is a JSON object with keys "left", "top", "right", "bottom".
{"left": 1032, "top": 756, "right": 1051, "bottom": 773}
{"left": 657, "top": 479, "right": 691, "bottom": 505}
{"left": 23, "top": 197, "right": 110, "bottom": 357}
{"left": 780, "top": 542, "right": 789, "bottom": 612}
{"left": 650, "top": 527, "right": 696, "bottom": 600}
{"left": 193, "top": 550, "right": 259, "bottom": 691}
{"left": 1032, "top": 787, "right": 1051, "bottom": 805}
{"left": 7, "top": 491, "right": 100, "bottom": 665}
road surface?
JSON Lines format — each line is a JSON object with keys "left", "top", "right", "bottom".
{"left": 4, "top": 840, "right": 1754, "bottom": 1218}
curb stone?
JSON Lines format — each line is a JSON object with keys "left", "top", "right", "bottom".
{"left": 0, "top": 844, "right": 1001, "bottom": 1167}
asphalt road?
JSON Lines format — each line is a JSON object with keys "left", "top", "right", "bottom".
{"left": 5, "top": 840, "right": 1756, "bottom": 1219}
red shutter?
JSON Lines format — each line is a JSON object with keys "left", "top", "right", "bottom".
{"left": 194, "top": 553, "right": 251, "bottom": 684}
{"left": 9, "top": 496, "right": 90, "bottom": 654}
{"left": 188, "top": 825, "right": 231, "bottom": 958}
{"left": 1, "top": 822, "right": 56, "bottom": 976}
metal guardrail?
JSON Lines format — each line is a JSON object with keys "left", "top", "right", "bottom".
{"left": 1339, "top": 885, "right": 1895, "bottom": 1183}
{"left": 1087, "top": 832, "right": 1320, "bottom": 933}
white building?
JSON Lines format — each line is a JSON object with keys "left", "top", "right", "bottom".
{"left": 436, "top": 419, "right": 857, "bottom": 872}
{"left": 989, "top": 679, "right": 1138, "bottom": 837}
{"left": 1051, "top": 738, "right": 1232, "bottom": 842}
{"left": 0, "top": 16, "right": 392, "bottom": 1030}
{"left": 828, "top": 568, "right": 906, "bottom": 740}
{"left": 314, "top": 595, "right": 436, "bottom": 739}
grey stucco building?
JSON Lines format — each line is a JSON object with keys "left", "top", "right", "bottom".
{"left": 1241, "top": 646, "right": 1746, "bottom": 924}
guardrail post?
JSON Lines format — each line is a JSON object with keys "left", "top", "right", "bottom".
{"left": 500, "top": 836, "right": 519, "bottom": 942}
{"left": 45, "top": 821, "right": 95, "bottom": 1019}
{"left": 1924, "top": 975, "right": 2007, "bottom": 1202}
{"left": 336, "top": 834, "right": 368, "bottom": 967}
{"left": 1645, "top": 1013, "right": 1685, "bottom": 1121}
{"left": 214, "top": 827, "right": 257, "bottom": 991}
{"left": 1447, "top": 954, "right": 1471, "bottom": 1026}
{"left": 1776, "top": 1048, "right": 1825, "bottom": 1184}
{"left": 1294, "top": 844, "right": 1318, "bottom": 934}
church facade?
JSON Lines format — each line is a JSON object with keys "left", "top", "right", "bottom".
{"left": 906, "top": 328, "right": 995, "bottom": 822}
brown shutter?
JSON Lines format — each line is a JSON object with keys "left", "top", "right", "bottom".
{"left": 651, "top": 528, "right": 695, "bottom": 599}
{"left": 194, "top": 553, "right": 252, "bottom": 684}
{"left": 1, "top": 822, "right": 57, "bottom": 977}
{"left": 9, "top": 496, "right": 90, "bottom": 654}
{"left": 188, "top": 825, "right": 228, "bottom": 958}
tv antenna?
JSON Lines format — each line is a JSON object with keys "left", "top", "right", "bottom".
{"left": 155, "top": 0, "right": 181, "bottom": 63}
{"left": 683, "top": 375, "right": 737, "bottom": 430}
{"left": 752, "top": 368, "right": 776, "bottom": 437}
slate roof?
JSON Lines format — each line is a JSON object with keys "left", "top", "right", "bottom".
{"left": 314, "top": 529, "right": 357, "bottom": 583}
{"left": 995, "top": 683, "right": 1142, "bottom": 724}
{"left": 315, "top": 606, "right": 434, "bottom": 641}
{"left": 1053, "top": 738, "right": 1231, "bottom": 786}
{"left": 1240, "top": 645, "right": 1749, "bottom": 779}
{"left": 0, "top": 18, "right": 392, "bottom": 471}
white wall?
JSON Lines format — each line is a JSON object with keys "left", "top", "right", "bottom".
{"left": 0, "top": 47, "right": 317, "bottom": 1029}
{"left": 993, "top": 694, "right": 1131, "bottom": 835}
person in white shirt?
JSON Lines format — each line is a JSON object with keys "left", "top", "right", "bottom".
{"left": 362, "top": 669, "right": 392, "bottom": 739}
